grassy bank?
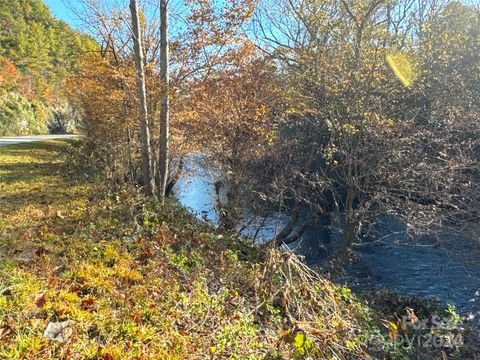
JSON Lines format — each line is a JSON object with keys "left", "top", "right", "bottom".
{"left": 0, "top": 141, "right": 475, "bottom": 359}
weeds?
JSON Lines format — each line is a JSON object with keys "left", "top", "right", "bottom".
{"left": 0, "top": 141, "right": 477, "bottom": 359}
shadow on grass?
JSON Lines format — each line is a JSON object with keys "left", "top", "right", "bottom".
{"left": 0, "top": 140, "right": 89, "bottom": 220}
{"left": 0, "top": 161, "right": 63, "bottom": 184}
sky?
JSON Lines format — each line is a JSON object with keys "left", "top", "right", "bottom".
{"left": 41, "top": 0, "right": 258, "bottom": 43}
{"left": 41, "top": 0, "right": 176, "bottom": 31}
{"left": 43, "top": 0, "right": 82, "bottom": 28}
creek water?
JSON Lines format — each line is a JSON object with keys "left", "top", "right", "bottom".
{"left": 172, "top": 155, "right": 480, "bottom": 323}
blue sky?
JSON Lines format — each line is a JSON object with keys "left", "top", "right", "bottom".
{"left": 43, "top": 0, "right": 80, "bottom": 27}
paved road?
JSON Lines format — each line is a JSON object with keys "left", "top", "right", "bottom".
{"left": 0, "top": 135, "right": 80, "bottom": 147}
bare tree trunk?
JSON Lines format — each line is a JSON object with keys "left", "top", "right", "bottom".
{"left": 130, "top": 0, "right": 154, "bottom": 196}
{"left": 158, "top": 0, "right": 170, "bottom": 203}
{"left": 272, "top": 208, "right": 323, "bottom": 246}
{"left": 165, "top": 156, "right": 185, "bottom": 197}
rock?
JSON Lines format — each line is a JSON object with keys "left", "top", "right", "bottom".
{"left": 43, "top": 320, "right": 74, "bottom": 342}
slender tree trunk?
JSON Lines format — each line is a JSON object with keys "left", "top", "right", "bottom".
{"left": 158, "top": 0, "right": 170, "bottom": 203}
{"left": 130, "top": 0, "right": 154, "bottom": 196}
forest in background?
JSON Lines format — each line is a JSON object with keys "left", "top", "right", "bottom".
{"left": 0, "top": 0, "right": 96, "bottom": 135}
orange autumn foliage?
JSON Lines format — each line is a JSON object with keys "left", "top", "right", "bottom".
{"left": 68, "top": 53, "right": 137, "bottom": 138}
{"left": 0, "top": 58, "right": 18, "bottom": 87}
{"left": 179, "top": 42, "right": 283, "bottom": 169}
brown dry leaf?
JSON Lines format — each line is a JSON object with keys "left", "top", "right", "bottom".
{"left": 133, "top": 312, "right": 141, "bottom": 324}
{"left": 0, "top": 325, "right": 14, "bottom": 341}
{"left": 35, "top": 292, "right": 47, "bottom": 308}
{"left": 81, "top": 297, "right": 95, "bottom": 310}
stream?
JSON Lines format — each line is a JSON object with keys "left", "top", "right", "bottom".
{"left": 172, "top": 155, "right": 480, "bottom": 323}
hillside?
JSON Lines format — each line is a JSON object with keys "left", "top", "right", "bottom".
{"left": 0, "top": 0, "right": 96, "bottom": 135}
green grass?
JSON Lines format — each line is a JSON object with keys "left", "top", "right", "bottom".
{"left": 0, "top": 141, "right": 476, "bottom": 359}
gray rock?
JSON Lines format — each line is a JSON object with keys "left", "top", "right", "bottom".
{"left": 43, "top": 320, "right": 73, "bottom": 342}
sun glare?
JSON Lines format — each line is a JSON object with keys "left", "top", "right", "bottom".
{"left": 387, "top": 52, "right": 418, "bottom": 87}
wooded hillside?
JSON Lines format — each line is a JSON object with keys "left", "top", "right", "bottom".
{"left": 0, "top": 0, "right": 96, "bottom": 135}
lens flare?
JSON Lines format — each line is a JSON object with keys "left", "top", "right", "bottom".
{"left": 387, "top": 52, "right": 418, "bottom": 87}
